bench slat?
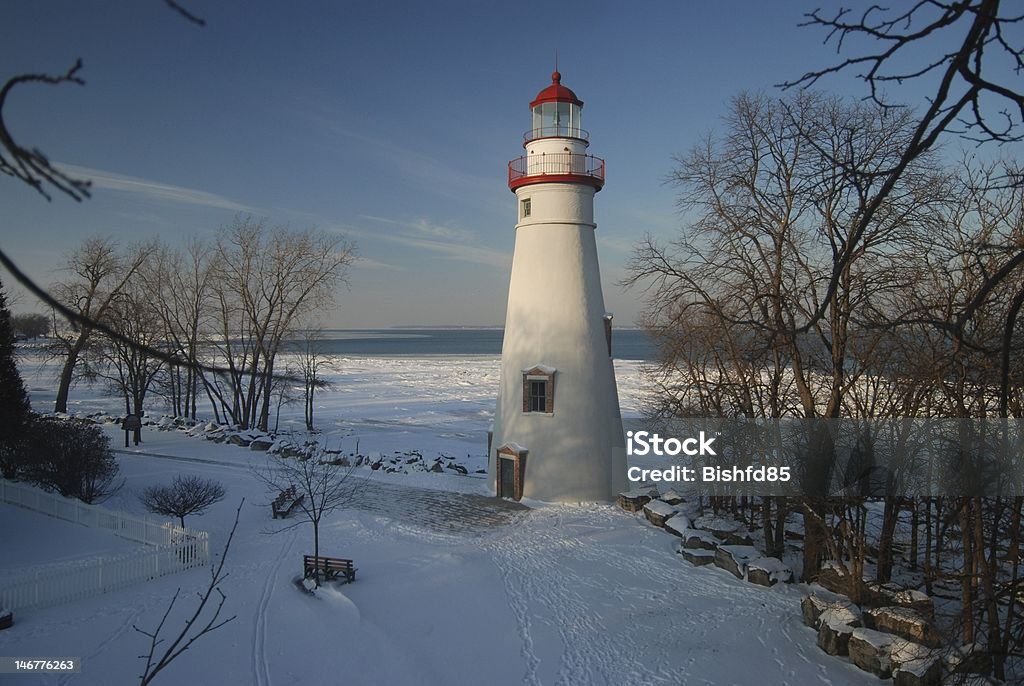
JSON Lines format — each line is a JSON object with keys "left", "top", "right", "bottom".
{"left": 303, "top": 554, "right": 357, "bottom": 582}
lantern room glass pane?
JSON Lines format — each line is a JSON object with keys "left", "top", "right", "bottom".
{"left": 531, "top": 102, "right": 583, "bottom": 139}
{"left": 555, "top": 102, "right": 570, "bottom": 135}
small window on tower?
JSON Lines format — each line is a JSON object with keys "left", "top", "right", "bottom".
{"left": 529, "top": 380, "right": 547, "bottom": 412}
{"left": 521, "top": 197, "right": 531, "bottom": 219}
{"left": 522, "top": 366, "right": 555, "bottom": 414}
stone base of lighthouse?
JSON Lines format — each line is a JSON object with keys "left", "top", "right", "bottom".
{"left": 489, "top": 185, "right": 627, "bottom": 503}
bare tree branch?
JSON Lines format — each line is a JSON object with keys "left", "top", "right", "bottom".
{"left": 0, "top": 59, "right": 90, "bottom": 201}
{"left": 134, "top": 499, "right": 242, "bottom": 685}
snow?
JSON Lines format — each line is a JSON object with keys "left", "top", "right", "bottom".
{"left": 851, "top": 627, "right": 895, "bottom": 650}
{"left": 0, "top": 351, "right": 879, "bottom": 684}
{"left": 889, "top": 637, "right": 934, "bottom": 667}
{"left": 663, "top": 513, "right": 691, "bottom": 535}
{"left": 642, "top": 500, "right": 677, "bottom": 518}
{"left": 0, "top": 504, "right": 141, "bottom": 579}
{"left": 748, "top": 556, "right": 789, "bottom": 574}
{"left": 659, "top": 488, "right": 683, "bottom": 502}
{"left": 619, "top": 487, "right": 656, "bottom": 499}
{"left": 748, "top": 556, "right": 793, "bottom": 583}
{"left": 522, "top": 364, "right": 557, "bottom": 375}
{"left": 692, "top": 514, "right": 741, "bottom": 533}
{"left": 820, "top": 605, "right": 861, "bottom": 631}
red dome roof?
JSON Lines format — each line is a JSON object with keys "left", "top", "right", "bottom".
{"left": 530, "top": 71, "right": 583, "bottom": 108}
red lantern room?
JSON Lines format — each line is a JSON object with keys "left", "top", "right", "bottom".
{"left": 529, "top": 71, "right": 586, "bottom": 142}
{"left": 508, "top": 71, "right": 605, "bottom": 192}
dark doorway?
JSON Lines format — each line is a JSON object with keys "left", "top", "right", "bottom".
{"left": 499, "top": 457, "right": 515, "bottom": 499}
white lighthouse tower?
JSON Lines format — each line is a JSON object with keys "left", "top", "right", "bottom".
{"left": 490, "top": 70, "right": 627, "bottom": 502}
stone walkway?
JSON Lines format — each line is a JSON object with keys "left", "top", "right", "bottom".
{"left": 347, "top": 477, "right": 528, "bottom": 534}
{"left": 116, "top": 448, "right": 527, "bottom": 534}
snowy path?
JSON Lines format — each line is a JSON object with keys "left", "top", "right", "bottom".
{"left": 482, "top": 505, "right": 870, "bottom": 686}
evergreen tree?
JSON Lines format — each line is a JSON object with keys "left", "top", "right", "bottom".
{"left": 0, "top": 276, "right": 33, "bottom": 478}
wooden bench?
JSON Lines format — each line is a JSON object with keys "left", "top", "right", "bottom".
{"left": 272, "top": 486, "right": 304, "bottom": 519}
{"left": 303, "top": 555, "right": 357, "bottom": 583}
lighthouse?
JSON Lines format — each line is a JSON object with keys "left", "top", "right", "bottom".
{"left": 490, "top": 71, "right": 627, "bottom": 502}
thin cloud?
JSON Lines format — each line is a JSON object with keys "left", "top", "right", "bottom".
{"left": 357, "top": 215, "right": 510, "bottom": 269}
{"left": 59, "top": 163, "right": 258, "bottom": 213}
{"left": 352, "top": 257, "right": 402, "bottom": 271}
{"left": 359, "top": 215, "right": 476, "bottom": 242}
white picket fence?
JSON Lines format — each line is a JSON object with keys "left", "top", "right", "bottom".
{"left": 0, "top": 480, "right": 210, "bottom": 612}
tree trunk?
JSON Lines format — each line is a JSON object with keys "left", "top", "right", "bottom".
{"left": 312, "top": 518, "right": 320, "bottom": 588}
{"left": 802, "top": 499, "right": 829, "bottom": 582}
{"left": 910, "top": 499, "right": 919, "bottom": 570}
{"left": 959, "top": 498, "right": 975, "bottom": 644}
{"left": 877, "top": 497, "right": 898, "bottom": 582}
{"left": 54, "top": 335, "right": 88, "bottom": 413}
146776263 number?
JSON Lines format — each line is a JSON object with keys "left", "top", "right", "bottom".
{"left": 0, "top": 657, "right": 80, "bottom": 673}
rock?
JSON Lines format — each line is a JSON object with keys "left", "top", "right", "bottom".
{"left": 693, "top": 514, "right": 753, "bottom": 545}
{"left": 660, "top": 489, "right": 685, "bottom": 505}
{"left": 816, "top": 561, "right": 853, "bottom": 596}
{"left": 228, "top": 434, "right": 252, "bottom": 447}
{"left": 642, "top": 500, "right": 677, "bottom": 528}
{"left": 801, "top": 595, "right": 831, "bottom": 629}
{"left": 249, "top": 438, "right": 275, "bottom": 451}
{"left": 865, "top": 607, "right": 941, "bottom": 648}
{"left": 891, "top": 639, "right": 941, "bottom": 686}
{"left": 747, "top": 557, "right": 792, "bottom": 586}
{"left": 816, "top": 605, "right": 862, "bottom": 656}
{"left": 801, "top": 596, "right": 860, "bottom": 629}
{"left": 713, "top": 545, "right": 761, "bottom": 579}
{"left": 677, "top": 546, "right": 716, "bottom": 566}
{"left": 849, "top": 628, "right": 896, "bottom": 678}
{"left": 682, "top": 529, "right": 722, "bottom": 551}
{"left": 617, "top": 488, "right": 655, "bottom": 512}
{"left": 663, "top": 514, "right": 691, "bottom": 538}
{"left": 864, "top": 582, "right": 934, "bottom": 618}
{"left": 430, "top": 462, "right": 444, "bottom": 473}
{"left": 892, "top": 662, "right": 942, "bottom": 686}
{"left": 724, "top": 531, "right": 754, "bottom": 546}
{"left": 945, "top": 643, "right": 993, "bottom": 678}
{"left": 819, "top": 604, "right": 861, "bottom": 630}
{"left": 0, "top": 608, "right": 11, "bottom": 630}
{"left": 817, "top": 618, "right": 857, "bottom": 656}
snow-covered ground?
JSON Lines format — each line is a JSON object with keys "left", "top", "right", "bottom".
{"left": 0, "top": 352, "right": 875, "bottom": 684}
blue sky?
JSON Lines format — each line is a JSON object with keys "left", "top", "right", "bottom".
{"left": 0, "top": 1, "right": 962, "bottom": 327}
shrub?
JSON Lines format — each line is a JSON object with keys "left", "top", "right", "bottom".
{"left": 140, "top": 475, "right": 226, "bottom": 528}
{"left": 26, "top": 418, "right": 122, "bottom": 503}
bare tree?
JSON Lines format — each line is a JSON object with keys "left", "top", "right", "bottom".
{"left": 140, "top": 475, "right": 227, "bottom": 528}
{"left": 49, "top": 237, "right": 153, "bottom": 413}
{"left": 206, "top": 218, "right": 356, "bottom": 430}
{"left": 134, "top": 500, "right": 240, "bottom": 686}
{"left": 625, "top": 91, "right": 948, "bottom": 580}
{"left": 143, "top": 239, "right": 214, "bottom": 421}
{"left": 296, "top": 326, "right": 332, "bottom": 432}
{"left": 781, "top": 0, "right": 1024, "bottom": 335}
{"left": 88, "top": 265, "right": 167, "bottom": 434}
{"left": 254, "top": 447, "right": 358, "bottom": 587}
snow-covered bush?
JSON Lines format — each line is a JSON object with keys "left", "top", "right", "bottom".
{"left": 23, "top": 417, "right": 122, "bottom": 503}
